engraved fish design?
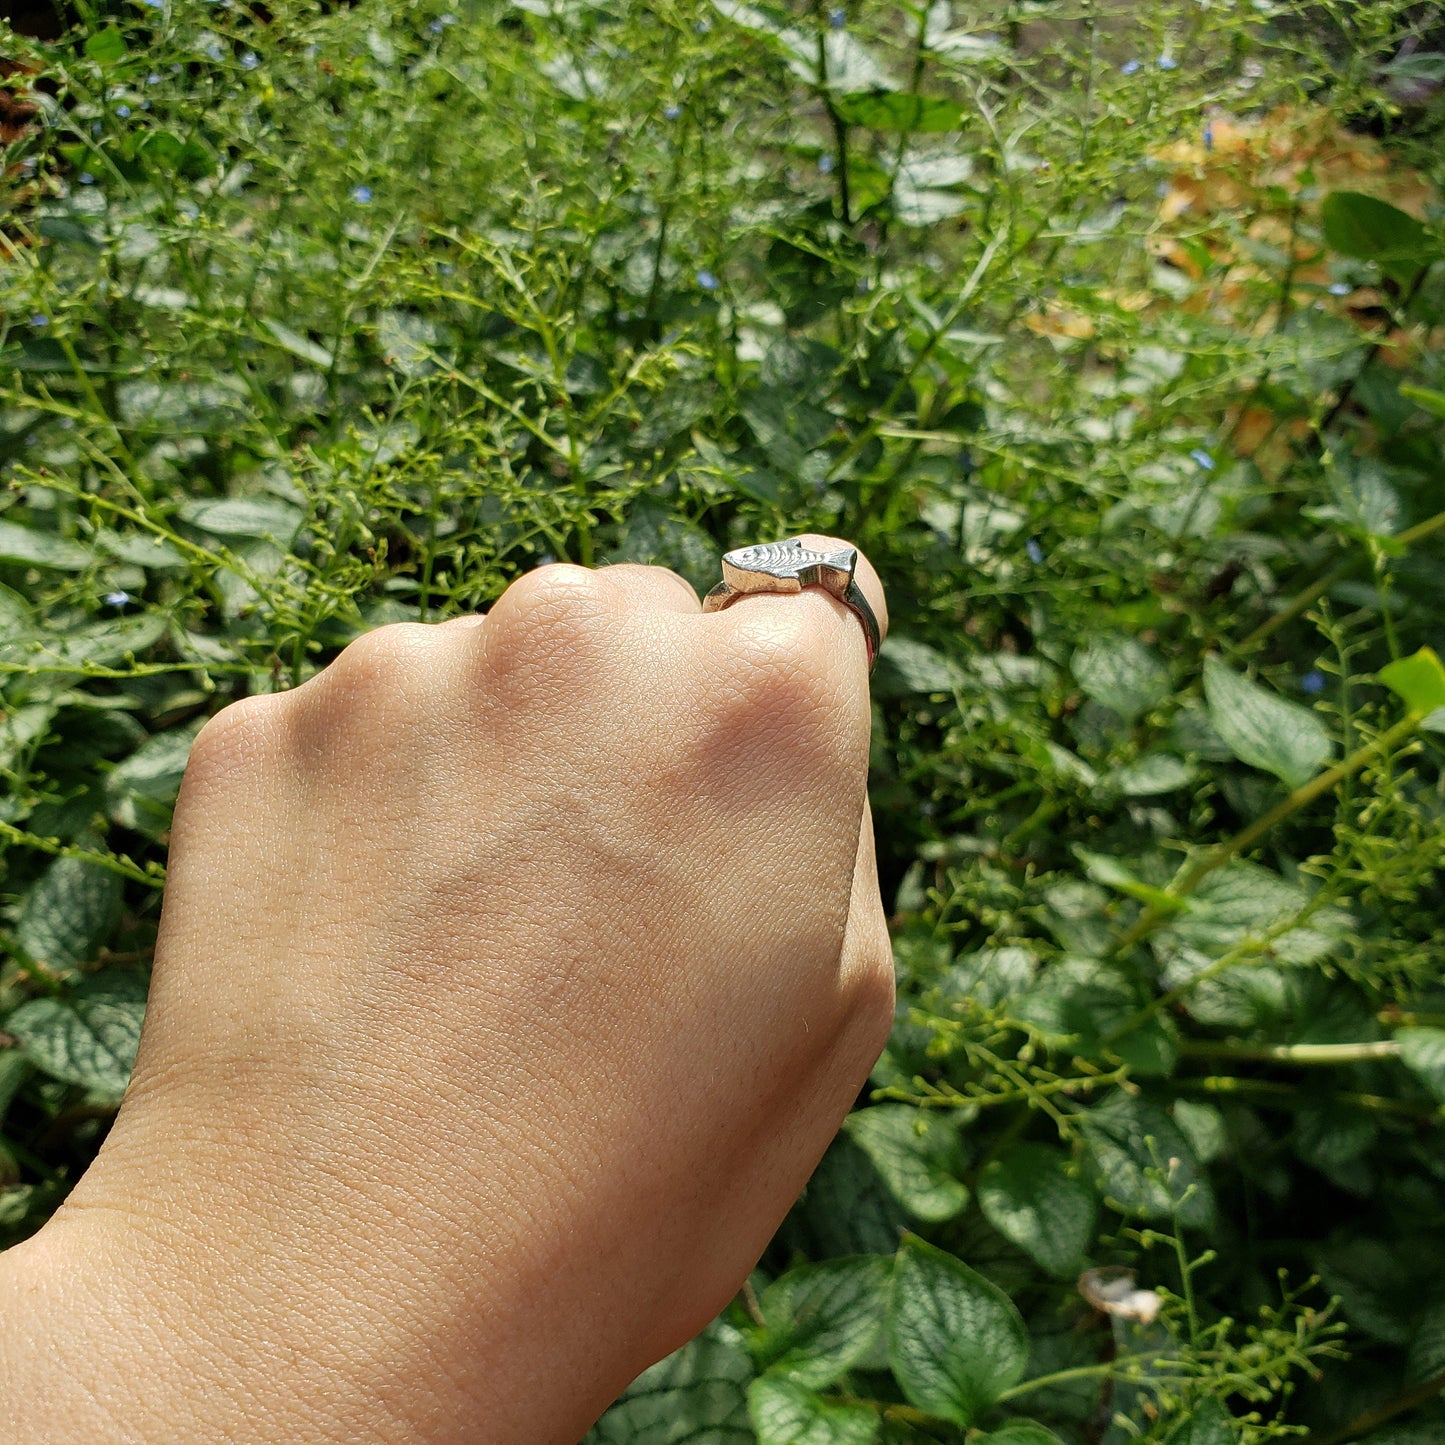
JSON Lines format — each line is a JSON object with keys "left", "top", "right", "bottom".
{"left": 721, "top": 537, "right": 857, "bottom": 593}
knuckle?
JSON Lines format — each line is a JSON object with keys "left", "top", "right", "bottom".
{"left": 327, "top": 622, "right": 439, "bottom": 687}
{"left": 186, "top": 693, "right": 290, "bottom": 778}
{"left": 494, "top": 563, "right": 615, "bottom": 631}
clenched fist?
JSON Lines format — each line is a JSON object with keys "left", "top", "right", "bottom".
{"left": 0, "top": 536, "right": 893, "bottom": 1444}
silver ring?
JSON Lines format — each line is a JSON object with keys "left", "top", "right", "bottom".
{"left": 701, "top": 538, "right": 881, "bottom": 673}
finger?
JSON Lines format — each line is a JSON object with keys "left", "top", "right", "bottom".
{"left": 599, "top": 562, "right": 702, "bottom": 614}
{"left": 435, "top": 613, "right": 487, "bottom": 632}
{"left": 707, "top": 533, "right": 889, "bottom": 677}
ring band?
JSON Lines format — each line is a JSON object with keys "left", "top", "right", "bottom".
{"left": 702, "top": 538, "right": 881, "bottom": 673}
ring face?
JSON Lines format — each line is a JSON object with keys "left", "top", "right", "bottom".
{"left": 703, "top": 536, "right": 880, "bottom": 673}
{"left": 720, "top": 538, "right": 859, "bottom": 598}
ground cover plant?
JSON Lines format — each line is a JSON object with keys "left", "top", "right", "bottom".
{"left": 2, "top": 0, "right": 1445, "bottom": 1439}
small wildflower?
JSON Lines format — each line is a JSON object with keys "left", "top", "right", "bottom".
{"left": 142, "top": 0, "right": 163, "bottom": 8}
{"left": 1158, "top": 54, "right": 1178, "bottom": 71}
{"left": 203, "top": 40, "right": 224, "bottom": 61}
{"left": 1301, "top": 670, "right": 1326, "bottom": 695}
{"left": 696, "top": 268, "right": 719, "bottom": 291}
{"left": 818, "top": 153, "right": 835, "bottom": 174}
{"left": 79, "top": 172, "right": 95, "bottom": 185}
{"left": 92, "top": 121, "right": 103, "bottom": 137}
{"left": 694, "top": 18, "right": 711, "bottom": 33}
{"left": 1121, "top": 59, "right": 1142, "bottom": 75}
{"left": 1203, "top": 121, "right": 1214, "bottom": 150}
{"left": 829, "top": 7, "right": 846, "bottom": 27}
{"left": 1189, "top": 449, "right": 1216, "bottom": 471}
{"left": 438, "top": 12, "right": 456, "bottom": 22}
{"left": 147, "top": 72, "right": 164, "bottom": 84}
{"left": 1329, "top": 282, "right": 1353, "bottom": 297}
{"left": 437, "top": 261, "right": 454, "bottom": 275}
{"left": 1026, "top": 538, "right": 1044, "bottom": 565}
{"left": 29, "top": 314, "right": 48, "bottom": 328}
{"left": 429, "top": 18, "right": 444, "bottom": 32}
{"left": 240, "top": 51, "right": 260, "bottom": 70}
{"left": 663, "top": 103, "right": 682, "bottom": 120}
{"left": 103, "top": 591, "right": 132, "bottom": 608}
{"left": 351, "top": 184, "right": 373, "bottom": 204}
{"left": 116, "top": 104, "right": 132, "bottom": 118}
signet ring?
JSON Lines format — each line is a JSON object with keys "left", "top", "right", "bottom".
{"left": 701, "top": 537, "right": 882, "bottom": 673}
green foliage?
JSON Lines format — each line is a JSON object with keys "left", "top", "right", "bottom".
{"left": 2, "top": 0, "right": 1445, "bottom": 1439}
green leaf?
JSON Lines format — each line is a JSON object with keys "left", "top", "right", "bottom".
{"left": 977, "top": 1145, "right": 1097, "bottom": 1278}
{"left": 1379, "top": 649, "right": 1445, "bottom": 717}
{"left": 1397, "top": 1028, "right": 1445, "bottom": 1104}
{"left": 262, "top": 319, "right": 335, "bottom": 369}
{"left": 585, "top": 1320, "right": 753, "bottom": 1444}
{"left": 0, "top": 1050, "right": 33, "bottom": 1129}
{"left": 1202, "top": 656, "right": 1334, "bottom": 789}
{"left": 834, "top": 92, "right": 965, "bottom": 131}
{"left": 1080, "top": 1093, "right": 1215, "bottom": 1228}
{"left": 95, "top": 528, "right": 189, "bottom": 571}
{"left": 84, "top": 26, "right": 128, "bottom": 64}
{"left": 844, "top": 1106, "right": 970, "bottom": 1222}
{"left": 6, "top": 972, "right": 148, "bottom": 1101}
{"left": 0, "top": 614, "right": 168, "bottom": 672}
{"left": 748, "top": 1377, "right": 879, "bottom": 1445}
{"left": 1399, "top": 383, "right": 1445, "bottom": 419}
{"left": 886, "top": 1235, "right": 1028, "bottom": 1427}
{"left": 1109, "top": 752, "right": 1196, "bottom": 797}
{"left": 874, "top": 636, "right": 964, "bottom": 695}
{"left": 978, "top": 1423, "right": 1065, "bottom": 1445}
{"left": 177, "top": 497, "right": 304, "bottom": 544}
{"left": 105, "top": 722, "right": 201, "bottom": 836}
{"left": 758, "top": 1256, "right": 891, "bottom": 1388}
{"left": 1321, "top": 191, "right": 1437, "bottom": 285}
{"left": 1406, "top": 1300, "right": 1445, "bottom": 1385}
{"left": 15, "top": 853, "right": 123, "bottom": 975}
{"left": 1180, "top": 1398, "right": 1238, "bottom": 1445}
{"left": 0, "top": 522, "right": 92, "bottom": 572}
{"left": 1072, "top": 634, "right": 1171, "bottom": 723}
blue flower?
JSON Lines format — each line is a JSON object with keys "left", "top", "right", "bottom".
{"left": 91, "top": 121, "right": 103, "bottom": 136}
{"left": 829, "top": 7, "right": 846, "bottom": 28}
{"left": 428, "top": 18, "right": 444, "bottom": 32}
{"left": 663, "top": 103, "right": 682, "bottom": 120}
{"left": 203, "top": 40, "right": 224, "bottom": 62}
{"left": 696, "top": 269, "right": 719, "bottom": 291}
{"left": 116, "top": 104, "right": 131, "bottom": 118}
{"left": 147, "top": 72, "right": 164, "bottom": 84}
{"left": 694, "top": 18, "right": 711, "bottom": 33}
{"left": 29, "top": 314, "right": 48, "bottom": 328}
{"left": 1203, "top": 122, "right": 1214, "bottom": 150}
{"left": 351, "top": 184, "right": 373, "bottom": 204}
{"left": 241, "top": 51, "right": 260, "bottom": 70}
{"left": 818, "top": 154, "right": 835, "bottom": 174}
{"left": 1026, "top": 538, "right": 1044, "bottom": 564}
{"left": 79, "top": 172, "right": 95, "bottom": 185}
{"left": 1189, "top": 449, "right": 1216, "bottom": 471}
{"left": 1301, "top": 670, "right": 1326, "bottom": 695}
{"left": 142, "top": 0, "right": 162, "bottom": 8}
{"left": 103, "top": 591, "right": 132, "bottom": 608}
{"left": 1329, "top": 282, "right": 1353, "bottom": 297}
{"left": 1158, "top": 55, "right": 1179, "bottom": 71}
{"left": 1121, "top": 59, "right": 1142, "bottom": 75}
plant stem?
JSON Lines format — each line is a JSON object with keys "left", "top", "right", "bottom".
{"left": 1179, "top": 1040, "right": 1402, "bottom": 1066}
{"left": 1106, "top": 713, "right": 1422, "bottom": 961}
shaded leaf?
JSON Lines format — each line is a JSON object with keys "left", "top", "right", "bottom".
{"left": 759, "top": 1256, "right": 891, "bottom": 1388}
{"left": 1081, "top": 1093, "right": 1215, "bottom": 1228}
{"left": 586, "top": 1320, "right": 754, "bottom": 1444}
{"left": 977, "top": 1145, "right": 1096, "bottom": 1278}
{"left": 0, "top": 522, "right": 92, "bottom": 572}
{"left": 748, "top": 1377, "right": 878, "bottom": 1445}
{"left": 835, "top": 92, "right": 965, "bottom": 131}
{"left": 1202, "top": 656, "right": 1333, "bottom": 788}
{"left": 1072, "top": 635, "right": 1170, "bottom": 723}
{"left": 178, "top": 497, "right": 304, "bottom": 544}
{"left": 6, "top": 972, "right": 148, "bottom": 1101}
{"left": 15, "top": 854, "right": 122, "bottom": 975}
{"left": 1321, "top": 191, "right": 1437, "bottom": 285}
{"left": 978, "top": 1423, "right": 1065, "bottom": 1445}
{"left": 1397, "top": 1028, "right": 1445, "bottom": 1104}
{"left": 845, "top": 1106, "right": 969, "bottom": 1222}
{"left": 886, "top": 1235, "right": 1028, "bottom": 1427}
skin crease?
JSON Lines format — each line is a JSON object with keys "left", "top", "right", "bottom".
{"left": 0, "top": 535, "right": 893, "bottom": 1444}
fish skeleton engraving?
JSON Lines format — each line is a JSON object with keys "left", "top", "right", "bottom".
{"left": 722, "top": 538, "right": 857, "bottom": 582}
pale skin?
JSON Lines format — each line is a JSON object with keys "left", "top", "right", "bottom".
{"left": 0, "top": 534, "right": 893, "bottom": 1444}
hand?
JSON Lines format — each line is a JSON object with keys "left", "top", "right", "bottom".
{"left": 0, "top": 535, "right": 893, "bottom": 1444}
